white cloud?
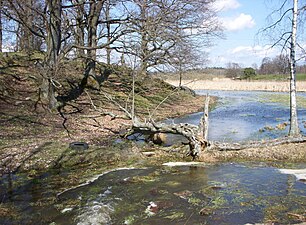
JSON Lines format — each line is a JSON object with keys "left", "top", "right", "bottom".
{"left": 208, "top": 45, "right": 281, "bottom": 67}
{"left": 222, "top": 13, "right": 256, "bottom": 31}
{"left": 230, "top": 45, "right": 278, "bottom": 58}
{"left": 2, "top": 44, "right": 15, "bottom": 52}
{"left": 231, "top": 46, "right": 253, "bottom": 54}
{"left": 213, "top": 0, "right": 241, "bottom": 12}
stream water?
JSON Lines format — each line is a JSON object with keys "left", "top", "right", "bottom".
{"left": 56, "top": 163, "right": 306, "bottom": 225}
{"left": 170, "top": 90, "right": 306, "bottom": 142}
{"left": 1, "top": 163, "right": 306, "bottom": 225}
{"left": 1, "top": 91, "right": 306, "bottom": 225}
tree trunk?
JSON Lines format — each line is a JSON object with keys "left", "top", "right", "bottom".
{"left": 139, "top": 0, "right": 149, "bottom": 75}
{"left": 21, "top": 0, "right": 32, "bottom": 52}
{"left": 47, "top": 0, "right": 61, "bottom": 63}
{"left": 86, "top": 0, "right": 104, "bottom": 77}
{"left": 199, "top": 95, "right": 210, "bottom": 141}
{"left": 0, "top": 0, "right": 2, "bottom": 53}
{"left": 131, "top": 120, "right": 205, "bottom": 159}
{"left": 74, "top": 0, "right": 85, "bottom": 58}
{"left": 289, "top": 0, "right": 300, "bottom": 137}
{"left": 106, "top": 0, "right": 111, "bottom": 64}
{"left": 42, "top": 0, "right": 62, "bottom": 110}
{"left": 178, "top": 62, "right": 182, "bottom": 87}
{"left": 18, "top": 0, "right": 41, "bottom": 52}
{"left": 41, "top": 77, "right": 58, "bottom": 109}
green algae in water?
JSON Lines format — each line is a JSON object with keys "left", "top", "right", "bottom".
{"left": 164, "top": 212, "right": 185, "bottom": 220}
{"left": 188, "top": 197, "right": 202, "bottom": 206}
{"left": 259, "top": 93, "right": 306, "bottom": 108}
{"left": 2, "top": 163, "right": 306, "bottom": 225}
{"left": 123, "top": 215, "right": 136, "bottom": 224}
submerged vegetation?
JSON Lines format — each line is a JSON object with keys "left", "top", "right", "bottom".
{"left": 54, "top": 164, "right": 306, "bottom": 225}
{"left": 260, "top": 92, "right": 306, "bottom": 108}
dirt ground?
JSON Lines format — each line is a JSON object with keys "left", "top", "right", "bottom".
{"left": 0, "top": 88, "right": 208, "bottom": 175}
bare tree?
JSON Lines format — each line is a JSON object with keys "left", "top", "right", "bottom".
{"left": 118, "top": 0, "right": 221, "bottom": 74}
{"left": 225, "top": 62, "right": 242, "bottom": 79}
{"left": 72, "top": 0, "right": 86, "bottom": 58}
{"left": 105, "top": 0, "right": 111, "bottom": 64}
{"left": 259, "top": 57, "right": 272, "bottom": 75}
{"left": 274, "top": 54, "right": 290, "bottom": 74}
{"left": 1, "top": 0, "right": 220, "bottom": 112}
{"left": 289, "top": 0, "right": 299, "bottom": 136}
{"left": 0, "top": 0, "right": 2, "bottom": 52}
{"left": 259, "top": 0, "right": 303, "bottom": 137}
{"left": 168, "top": 38, "right": 205, "bottom": 87}
{"left": 62, "top": 0, "right": 130, "bottom": 86}
{"left": 259, "top": 55, "right": 289, "bottom": 75}
{"left": 3, "top": 0, "right": 44, "bottom": 52}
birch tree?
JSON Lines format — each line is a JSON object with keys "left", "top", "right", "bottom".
{"left": 0, "top": 0, "right": 2, "bottom": 52}
{"left": 289, "top": 0, "right": 299, "bottom": 136}
{"left": 260, "top": 0, "right": 303, "bottom": 137}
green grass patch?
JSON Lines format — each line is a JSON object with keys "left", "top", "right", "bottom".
{"left": 260, "top": 93, "right": 306, "bottom": 108}
{"left": 253, "top": 73, "right": 306, "bottom": 81}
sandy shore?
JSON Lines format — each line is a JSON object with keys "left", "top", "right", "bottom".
{"left": 166, "top": 78, "right": 306, "bottom": 92}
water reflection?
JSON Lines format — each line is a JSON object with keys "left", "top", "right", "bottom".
{"left": 54, "top": 163, "right": 306, "bottom": 225}
{"left": 173, "top": 90, "right": 306, "bottom": 142}
{"left": 1, "top": 163, "right": 306, "bottom": 224}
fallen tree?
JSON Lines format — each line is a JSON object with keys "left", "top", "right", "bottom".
{"left": 125, "top": 96, "right": 210, "bottom": 159}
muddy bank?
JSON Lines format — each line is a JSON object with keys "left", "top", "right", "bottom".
{"left": 166, "top": 79, "right": 306, "bottom": 92}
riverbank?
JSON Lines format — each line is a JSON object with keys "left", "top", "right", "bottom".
{"left": 1, "top": 54, "right": 217, "bottom": 199}
{"left": 200, "top": 142, "right": 306, "bottom": 163}
{"left": 1, "top": 54, "right": 306, "bottom": 224}
{"left": 166, "top": 78, "right": 306, "bottom": 92}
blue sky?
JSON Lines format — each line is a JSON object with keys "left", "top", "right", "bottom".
{"left": 208, "top": 0, "right": 290, "bottom": 68}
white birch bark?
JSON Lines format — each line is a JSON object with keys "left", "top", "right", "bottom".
{"left": 289, "top": 0, "right": 300, "bottom": 137}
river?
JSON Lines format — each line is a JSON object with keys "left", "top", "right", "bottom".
{"left": 1, "top": 90, "right": 306, "bottom": 225}
{"left": 171, "top": 90, "right": 306, "bottom": 142}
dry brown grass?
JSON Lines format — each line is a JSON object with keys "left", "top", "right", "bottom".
{"left": 166, "top": 79, "right": 306, "bottom": 92}
{"left": 155, "top": 69, "right": 226, "bottom": 81}
{"left": 199, "top": 142, "right": 306, "bottom": 162}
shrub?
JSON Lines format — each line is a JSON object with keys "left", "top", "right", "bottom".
{"left": 242, "top": 67, "right": 256, "bottom": 80}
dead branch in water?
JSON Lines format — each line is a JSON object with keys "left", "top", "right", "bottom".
{"left": 127, "top": 96, "right": 211, "bottom": 159}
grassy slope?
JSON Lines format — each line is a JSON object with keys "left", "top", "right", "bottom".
{"left": 0, "top": 52, "right": 206, "bottom": 177}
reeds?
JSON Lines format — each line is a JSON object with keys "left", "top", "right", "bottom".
{"left": 166, "top": 79, "right": 306, "bottom": 92}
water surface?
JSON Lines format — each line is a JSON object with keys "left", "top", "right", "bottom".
{"left": 8, "top": 163, "right": 303, "bottom": 225}
{"left": 170, "top": 90, "right": 306, "bottom": 142}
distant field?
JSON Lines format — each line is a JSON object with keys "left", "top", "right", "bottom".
{"left": 166, "top": 79, "right": 306, "bottom": 92}
{"left": 253, "top": 73, "right": 306, "bottom": 81}
{"left": 154, "top": 69, "right": 227, "bottom": 81}
{"left": 157, "top": 70, "right": 306, "bottom": 92}
{"left": 155, "top": 70, "right": 306, "bottom": 82}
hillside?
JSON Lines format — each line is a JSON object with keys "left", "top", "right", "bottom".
{"left": 0, "top": 53, "right": 207, "bottom": 176}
